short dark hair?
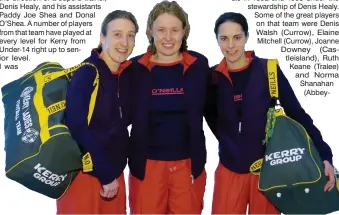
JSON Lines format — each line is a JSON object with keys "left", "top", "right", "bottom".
{"left": 214, "top": 12, "right": 248, "bottom": 37}
{"left": 97, "top": 10, "right": 139, "bottom": 52}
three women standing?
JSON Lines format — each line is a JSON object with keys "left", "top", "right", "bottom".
{"left": 57, "top": 2, "right": 335, "bottom": 215}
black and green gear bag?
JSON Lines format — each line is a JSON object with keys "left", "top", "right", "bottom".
{"left": 1, "top": 62, "right": 98, "bottom": 199}
{"left": 255, "top": 59, "right": 339, "bottom": 214}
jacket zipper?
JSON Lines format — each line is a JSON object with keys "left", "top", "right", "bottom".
{"left": 117, "top": 74, "right": 122, "bottom": 119}
{"left": 228, "top": 78, "right": 243, "bottom": 135}
{"left": 238, "top": 97, "right": 243, "bottom": 134}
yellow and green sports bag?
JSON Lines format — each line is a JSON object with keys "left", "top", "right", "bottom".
{"left": 1, "top": 62, "right": 98, "bottom": 199}
{"left": 255, "top": 59, "right": 339, "bottom": 214}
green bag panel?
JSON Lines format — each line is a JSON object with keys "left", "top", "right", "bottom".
{"left": 5, "top": 134, "right": 81, "bottom": 199}
{"left": 259, "top": 115, "right": 322, "bottom": 190}
{"left": 259, "top": 113, "right": 339, "bottom": 214}
{"left": 1, "top": 61, "right": 99, "bottom": 199}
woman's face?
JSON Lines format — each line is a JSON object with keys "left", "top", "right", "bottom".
{"left": 150, "top": 12, "right": 185, "bottom": 59}
{"left": 100, "top": 18, "right": 136, "bottom": 64}
{"left": 217, "top": 21, "right": 248, "bottom": 65}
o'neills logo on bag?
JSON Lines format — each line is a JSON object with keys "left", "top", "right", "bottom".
{"left": 265, "top": 148, "right": 306, "bottom": 166}
{"left": 33, "top": 163, "right": 67, "bottom": 187}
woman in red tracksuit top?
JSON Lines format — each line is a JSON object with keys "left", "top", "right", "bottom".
{"left": 128, "top": 1, "right": 209, "bottom": 214}
{"left": 205, "top": 12, "right": 336, "bottom": 214}
{"left": 57, "top": 10, "right": 138, "bottom": 214}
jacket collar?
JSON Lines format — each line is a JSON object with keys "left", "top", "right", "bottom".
{"left": 137, "top": 50, "right": 197, "bottom": 73}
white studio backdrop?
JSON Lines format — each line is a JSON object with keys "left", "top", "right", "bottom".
{"left": 0, "top": 0, "right": 338, "bottom": 214}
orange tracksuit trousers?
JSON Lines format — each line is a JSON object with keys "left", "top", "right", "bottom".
{"left": 129, "top": 159, "right": 206, "bottom": 214}
{"left": 212, "top": 162, "right": 280, "bottom": 214}
{"left": 57, "top": 171, "right": 126, "bottom": 214}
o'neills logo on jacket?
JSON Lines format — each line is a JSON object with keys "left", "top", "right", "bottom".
{"left": 234, "top": 94, "right": 242, "bottom": 102}
{"left": 265, "top": 148, "right": 305, "bottom": 166}
{"left": 152, "top": 88, "right": 184, "bottom": 95}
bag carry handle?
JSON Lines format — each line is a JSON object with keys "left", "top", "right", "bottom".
{"left": 249, "top": 58, "right": 280, "bottom": 175}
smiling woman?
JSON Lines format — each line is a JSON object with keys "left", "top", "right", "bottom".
{"left": 205, "top": 11, "right": 336, "bottom": 215}
{"left": 128, "top": 1, "right": 209, "bottom": 214}
{"left": 56, "top": 10, "right": 139, "bottom": 215}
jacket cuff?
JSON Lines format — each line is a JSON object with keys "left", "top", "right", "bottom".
{"left": 90, "top": 154, "right": 116, "bottom": 185}
{"left": 321, "top": 155, "right": 333, "bottom": 165}
{"left": 94, "top": 164, "right": 116, "bottom": 185}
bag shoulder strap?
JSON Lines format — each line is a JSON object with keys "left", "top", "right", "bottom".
{"left": 78, "top": 63, "right": 99, "bottom": 173}
{"left": 267, "top": 59, "right": 279, "bottom": 99}
{"left": 79, "top": 63, "right": 100, "bottom": 125}
{"left": 262, "top": 59, "right": 284, "bottom": 144}
{"left": 42, "top": 62, "right": 99, "bottom": 125}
